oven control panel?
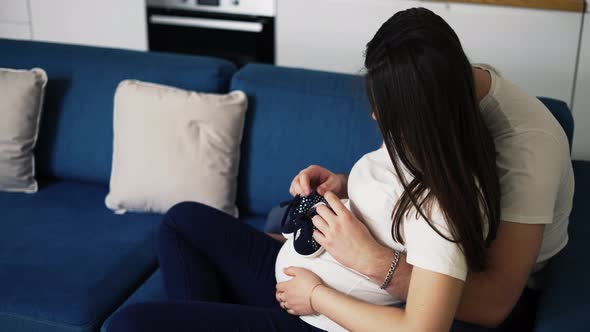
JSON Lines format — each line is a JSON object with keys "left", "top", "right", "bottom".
{"left": 147, "top": 0, "right": 275, "bottom": 17}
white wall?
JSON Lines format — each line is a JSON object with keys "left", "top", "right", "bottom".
{"left": 0, "top": 22, "right": 31, "bottom": 39}
{"left": 435, "top": 3, "right": 580, "bottom": 108}
{"left": 0, "top": 0, "right": 31, "bottom": 40}
{"left": 29, "top": 0, "right": 147, "bottom": 51}
{"left": 277, "top": 0, "right": 581, "bottom": 106}
{"left": 573, "top": 13, "right": 590, "bottom": 160}
{"left": 277, "top": 0, "right": 412, "bottom": 74}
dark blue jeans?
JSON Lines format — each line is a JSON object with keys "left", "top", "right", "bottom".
{"left": 106, "top": 202, "right": 324, "bottom": 332}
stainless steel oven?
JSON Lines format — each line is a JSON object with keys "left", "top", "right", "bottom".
{"left": 147, "top": 0, "right": 275, "bottom": 67}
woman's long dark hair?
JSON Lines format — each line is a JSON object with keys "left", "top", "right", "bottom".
{"left": 364, "top": 8, "right": 500, "bottom": 272}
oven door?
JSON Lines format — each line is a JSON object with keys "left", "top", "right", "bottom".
{"left": 147, "top": 7, "right": 275, "bottom": 66}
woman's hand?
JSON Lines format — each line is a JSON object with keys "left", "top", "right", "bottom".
{"left": 276, "top": 267, "right": 323, "bottom": 316}
{"left": 290, "top": 165, "right": 348, "bottom": 198}
{"left": 312, "top": 191, "right": 391, "bottom": 275}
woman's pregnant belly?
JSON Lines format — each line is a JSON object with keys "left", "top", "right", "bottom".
{"left": 275, "top": 239, "right": 401, "bottom": 307}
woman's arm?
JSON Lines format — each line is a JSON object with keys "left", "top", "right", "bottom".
{"left": 313, "top": 192, "right": 544, "bottom": 327}
{"left": 329, "top": 220, "right": 544, "bottom": 327}
{"left": 356, "top": 221, "right": 544, "bottom": 327}
{"left": 278, "top": 266, "right": 464, "bottom": 332}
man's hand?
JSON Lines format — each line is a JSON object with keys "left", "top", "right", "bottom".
{"left": 455, "top": 222, "right": 545, "bottom": 327}
{"left": 289, "top": 165, "right": 348, "bottom": 198}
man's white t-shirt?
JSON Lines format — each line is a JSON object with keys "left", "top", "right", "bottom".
{"left": 474, "top": 64, "right": 574, "bottom": 267}
{"left": 275, "top": 64, "right": 574, "bottom": 331}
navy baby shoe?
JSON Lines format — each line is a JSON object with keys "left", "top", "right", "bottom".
{"left": 280, "top": 190, "right": 327, "bottom": 239}
{"left": 293, "top": 217, "right": 325, "bottom": 258}
{"left": 280, "top": 190, "right": 329, "bottom": 258}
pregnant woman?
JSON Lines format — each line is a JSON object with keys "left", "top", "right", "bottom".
{"left": 107, "top": 7, "right": 573, "bottom": 332}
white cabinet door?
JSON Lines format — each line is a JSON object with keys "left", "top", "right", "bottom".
{"left": 0, "top": 22, "right": 31, "bottom": 40}
{"left": 29, "top": 0, "right": 147, "bottom": 51}
{"left": 277, "top": 0, "right": 580, "bottom": 105}
{"left": 277, "top": 0, "right": 423, "bottom": 74}
{"left": 572, "top": 13, "right": 590, "bottom": 160}
{"left": 0, "top": 0, "right": 30, "bottom": 23}
{"left": 433, "top": 3, "right": 581, "bottom": 107}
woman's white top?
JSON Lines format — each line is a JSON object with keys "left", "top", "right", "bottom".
{"left": 275, "top": 145, "right": 468, "bottom": 332}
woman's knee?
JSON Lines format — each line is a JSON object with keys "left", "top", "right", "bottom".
{"left": 160, "top": 201, "right": 234, "bottom": 243}
{"left": 162, "top": 202, "right": 215, "bottom": 231}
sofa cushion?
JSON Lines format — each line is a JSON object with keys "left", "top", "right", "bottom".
{"left": 0, "top": 39, "right": 237, "bottom": 185}
{"left": 0, "top": 180, "right": 161, "bottom": 332}
{"left": 231, "top": 64, "right": 382, "bottom": 216}
{"left": 106, "top": 81, "right": 247, "bottom": 216}
{"left": 535, "top": 160, "right": 590, "bottom": 332}
{"left": 0, "top": 67, "right": 47, "bottom": 193}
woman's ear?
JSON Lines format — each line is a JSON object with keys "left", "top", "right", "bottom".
{"left": 372, "top": 112, "right": 377, "bottom": 121}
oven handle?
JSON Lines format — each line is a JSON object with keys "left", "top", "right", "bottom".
{"left": 149, "top": 14, "right": 263, "bottom": 33}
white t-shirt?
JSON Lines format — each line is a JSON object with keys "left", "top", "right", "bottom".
{"left": 275, "top": 145, "right": 468, "bottom": 332}
{"left": 475, "top": 64, "right": 574, "bottom": 266}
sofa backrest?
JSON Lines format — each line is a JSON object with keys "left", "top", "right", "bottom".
{"left": 232, "top": 64, "right": 575, "bottom": 217}
{"left": 231, "top": 64, "right": 382, "bottom": 217}
{"left": 537, "top": 97, "right": 574, "bottom": 152}
{"left": 0, "top": 39, "right": 236, "bottom": 185}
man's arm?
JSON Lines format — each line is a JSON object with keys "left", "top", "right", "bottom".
{"left": 362, "top": 245, "right": 411, "bottom": 300}
{"left": 311, "top": 266, "right": 464, "bottom": 332}
{"left": 455, "top": 222, "right": 544, "bottom": 326}
{"left": 361, "top": 221, "right": 544, "bottom": 327}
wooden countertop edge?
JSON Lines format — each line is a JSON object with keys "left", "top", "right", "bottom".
{"left": 432, "top": 0, "right": 586, "bottom": 12}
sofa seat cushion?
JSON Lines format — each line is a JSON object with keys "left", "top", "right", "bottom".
{"left": 535, "top": 160, "right": 590, "bottom": 332}
{"left": 0, "top": 180, "right": 161, "bottom": 332}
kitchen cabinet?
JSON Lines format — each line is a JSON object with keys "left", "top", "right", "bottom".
{"left": 0, "top": 22, "right": 31, "bottom": 40}
{"left": 28, "top": 0, "right": 147, "bottom": 51}
{"left": 438, "top": 0, "right": 585, "bottom": 12}
{"left": 0, "top": 0, "right": 31, "bottom": 40}
{"left": 277, "top": 0, "right": 419, "bottom": 75}
{"left": 572, "top": 13, "right": 590, "bottom": 160}
{"left": 277, "top": 0, "right": 581, "bottom": 106}
{"left": 0, "top": 0, "right": 30, "bottom": 22}
{"left": 434, "top": 2, "right": 581, "bottom": 108}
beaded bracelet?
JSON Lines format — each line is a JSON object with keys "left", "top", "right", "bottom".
{"left": 379, "top": 249, "right": 401, "bottom": 289}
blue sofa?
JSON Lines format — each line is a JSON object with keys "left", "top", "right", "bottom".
{"left": 0, "top": 39, "right": 587, "bottom": 332}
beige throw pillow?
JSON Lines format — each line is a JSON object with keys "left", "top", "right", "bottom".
{"left": 0, "top": 68, "right": 47, "bottom": 193}
{"left": 105, "top": 80, "right": 247, "bottom": 216}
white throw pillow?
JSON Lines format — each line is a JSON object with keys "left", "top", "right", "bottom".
{"left": 105, "top": 80, "right": 247, "bottom": 216}
{"left": 0, "top": 68, "right": 47, "bottom": 193}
